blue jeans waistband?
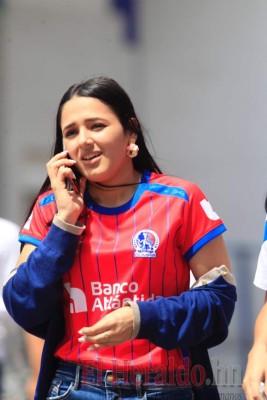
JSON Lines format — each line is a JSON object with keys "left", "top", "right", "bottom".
{"left": 56, "top": 359, "right": 191, "bottom": 389}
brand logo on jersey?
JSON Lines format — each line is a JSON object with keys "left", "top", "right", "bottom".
{"left": 200, "top": 199, "right": 220, "bottom": 221}
{"left": 64, "top": 282, "right": 87, "bottom": 313}
{"left": 132, "top": 229, "right": 159, "bottom": 258}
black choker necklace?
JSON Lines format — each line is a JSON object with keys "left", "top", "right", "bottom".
{"left": 90, "top": 174, "right": 142, "bottom": 189}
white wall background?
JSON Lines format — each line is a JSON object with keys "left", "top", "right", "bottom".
{"left": 2, "top": 0, "right": 267, "bottom": 245}
{"left": 1, "top": 0, "right": 267, "bottom": 397}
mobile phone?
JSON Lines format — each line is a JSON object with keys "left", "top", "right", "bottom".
{"left": 65, "top": 156, "right": 82, "bottom": 194}
{"left": 260, "top": 382, "right": 267, "bottom": 399}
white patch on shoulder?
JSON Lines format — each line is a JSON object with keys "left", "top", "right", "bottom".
{"left": 200, "top": 199, "right": 220, "bottom": 221}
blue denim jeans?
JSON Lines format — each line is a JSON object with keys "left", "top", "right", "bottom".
{"left": 46, "top": 360, "right": 193, "bottom": 400}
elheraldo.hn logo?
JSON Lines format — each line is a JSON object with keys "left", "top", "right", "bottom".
{"left": 132, "top": 229, "right": 159, "bottom": 258}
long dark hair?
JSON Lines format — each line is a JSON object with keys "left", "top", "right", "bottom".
{"left": 24, "top": 76, "right": 162, "bottom": 223}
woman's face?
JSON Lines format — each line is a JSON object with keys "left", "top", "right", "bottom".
{"left": 61, "top": 96, "right": 136, "bottom": 185}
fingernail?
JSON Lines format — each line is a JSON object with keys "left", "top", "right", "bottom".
{"left": 87, "top": 346, "right": 95, "bottom": 351}
{"left": 78, "top": 337, "right": 85, "bottom": 342}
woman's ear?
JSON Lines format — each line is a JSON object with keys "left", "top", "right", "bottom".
{"left": 128, "top": 132, "right": 138, "bottom": 143}
{"left": 129, "top": 117, "right": 140, "bottom": 133}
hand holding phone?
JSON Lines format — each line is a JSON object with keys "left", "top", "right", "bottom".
{"left": 47, "top": 150, "right": 86, "bottom": 225}
{"left": 65, "top": 156, "right": 82, "bottom": 194}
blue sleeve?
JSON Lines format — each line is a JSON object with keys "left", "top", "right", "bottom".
{"left": 136, "top": 275, "right": 237, "bottom": 350}
{"left": 2, "top": 223, "right": 80, "bottom": 332}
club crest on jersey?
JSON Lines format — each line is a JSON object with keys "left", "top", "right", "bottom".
{"left": 132, "top": 229, "right": 159, "bottom": 258}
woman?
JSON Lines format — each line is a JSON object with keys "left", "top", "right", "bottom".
{"left": 243, "top": 200, "right": 267, "bottom": 400}
{"left": 3, "top": 76, "right": 237, "bottom": 400}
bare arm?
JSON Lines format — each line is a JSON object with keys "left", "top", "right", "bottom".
{"left": 189, "top": 234, "right": 231, "bottom": 280}
{"left": 243, "top": 296, "right": 267, "bottom": 400}
{"left": 16, "top": 244, "right": 36, "bottom": 267}
{"left": 24, "top": 332, "right": 44, "bottom": 400}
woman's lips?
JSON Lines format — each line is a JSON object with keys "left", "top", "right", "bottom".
{"left": 81, "top": 152, "right": 102, "bottom": 165}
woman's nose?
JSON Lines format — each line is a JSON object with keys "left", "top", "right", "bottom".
{"left": 78, "top": 129, "right": 93, "bottom": 146}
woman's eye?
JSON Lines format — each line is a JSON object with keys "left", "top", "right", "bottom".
{"left": 65, "top": 130, "right": 77, "bottom": 137}
{"left": 91, "top": 123, "right": 105, "bottom": 131}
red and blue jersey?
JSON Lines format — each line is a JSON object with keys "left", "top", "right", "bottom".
{"left": 20, "top": 171, "right": 226, "bottom": 372}
{"left": 254, "top": 215, "right": 267, "bottom": 290}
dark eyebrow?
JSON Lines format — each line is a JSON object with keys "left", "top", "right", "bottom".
{"left": 62, "top": 118, "right": 109, "bottom": 134}
{"left": 62, "top": 123, "right": 76, "bottom": 134}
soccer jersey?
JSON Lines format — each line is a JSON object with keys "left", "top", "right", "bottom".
{"left": 254, "top": 215, "right": 267, "bottom": 290}
{"left": 20, "top": 171, "right": 226, "bottom": 372}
